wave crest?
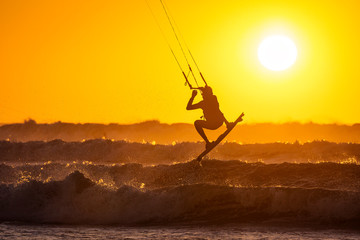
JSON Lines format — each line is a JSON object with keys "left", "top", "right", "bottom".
{"left": 0, "top": 170, "right": 359, "bottom": 226}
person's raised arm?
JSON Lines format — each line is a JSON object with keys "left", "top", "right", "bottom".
{"left": 186, "top": 90, "right": 201, "bottom": 110}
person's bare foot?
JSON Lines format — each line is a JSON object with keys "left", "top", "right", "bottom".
{"left": 206, "top": 141, "right": 216, "bottom": 149}
{"left": 226, "top": 122, "right": 235, "bottom": 129}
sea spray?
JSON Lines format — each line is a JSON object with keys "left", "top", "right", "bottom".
{"left": 1, "top": 161, "right": 359, "bottom": 192}
{"left": 0, "top": 170, "right": 359, "bottom": 226}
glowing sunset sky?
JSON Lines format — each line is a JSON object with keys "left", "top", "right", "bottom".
{"left": 1, "top": 0, "right": 359, "bottom": 124}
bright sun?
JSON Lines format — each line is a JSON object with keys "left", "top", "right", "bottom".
{"left": 258, "top": 35, "right": 297, "bottom": 71}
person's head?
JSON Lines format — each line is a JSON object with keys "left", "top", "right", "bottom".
{"left": 200, "top": 86, "right": 213, "bottom": 98}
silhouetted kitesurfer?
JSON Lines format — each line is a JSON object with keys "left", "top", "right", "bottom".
{"left": 147, "top": 0, "right": 245, "bottom": 159}
{"left": 186, "top": 86, "right": 234, "bottom": 149}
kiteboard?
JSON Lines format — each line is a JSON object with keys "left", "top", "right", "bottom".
{"left": 196, "top": 112, "right": 244, "bottom": 162}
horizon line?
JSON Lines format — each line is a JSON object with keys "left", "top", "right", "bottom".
{"left": 0, "top": 119, "right": 359, "bottom": 127}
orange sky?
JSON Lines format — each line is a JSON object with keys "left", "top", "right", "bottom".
{"left": 1, "top": 0, "right": 360, "bottom": 124}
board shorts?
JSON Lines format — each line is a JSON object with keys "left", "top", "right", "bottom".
{"left": 203, "top": 118, "right": 224, "bottom": 130}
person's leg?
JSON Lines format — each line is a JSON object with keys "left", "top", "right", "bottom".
{"left": 194, "top": 120, "right": 210, "bottom": 144}
{"left": 222, "top": 114, "right": 234, "bottom": 129}
{"left": 195, "top": 119, "right": 224, "bottom": 149}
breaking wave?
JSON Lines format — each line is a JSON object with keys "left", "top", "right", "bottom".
{"left": 1, "top": 139, "right": 360, "bottom": 227}
{"left": 1, "top": 160, "right": 359, "bottom": 192}
{"left": 0, "top": 161, "right": 359, "bottom": 227}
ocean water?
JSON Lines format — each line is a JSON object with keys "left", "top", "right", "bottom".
{"left": 0, "top": 140, "right": 360, "bottom": 238}
{"left": 1, "top": 139, "right": 360, "bottom": 165}
{"left": 1, "top": 161, "right": 359, "bottom": 226}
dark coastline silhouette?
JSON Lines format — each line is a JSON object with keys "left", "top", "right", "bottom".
{"left": 1, "top": 119, "right": 360, "bottom": 144}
